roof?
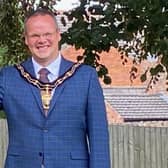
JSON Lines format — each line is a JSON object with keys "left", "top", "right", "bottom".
{"left": 103, "top": 87, "right": 168, "bottom": 122}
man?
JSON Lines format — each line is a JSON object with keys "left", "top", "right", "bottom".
{"left": 0, "top": 8, "right": 110, "bottom": 168}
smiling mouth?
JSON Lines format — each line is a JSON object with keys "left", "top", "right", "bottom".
{"left": 37, "top": 46, "right": 49, "bottom": 51}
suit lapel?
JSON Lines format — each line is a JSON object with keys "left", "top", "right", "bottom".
{"left": 48, "top": 57, "right": 73, "bottom": 113}
{"left": 22, "top": 59, "right": 44, "bottom": 113}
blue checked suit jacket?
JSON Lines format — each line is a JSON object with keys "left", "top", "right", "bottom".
{"left": 0, "top": 57, "right": 110, "bottom": 168}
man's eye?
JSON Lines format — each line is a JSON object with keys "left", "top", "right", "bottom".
{"left": 45, "top": 33, "right": 52, "bottom": 37}
{"left": 31, "top": 34, "right": 40, "bottom": 38}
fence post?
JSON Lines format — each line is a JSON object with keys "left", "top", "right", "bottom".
{"left": 0, "top": 119, "right": 8, "bottom": 168}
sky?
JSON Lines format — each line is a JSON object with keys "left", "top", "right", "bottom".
{"left": 55, "top": 0, "right": 80, "bottom": 11}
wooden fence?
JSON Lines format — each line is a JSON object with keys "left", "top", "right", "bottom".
{"left": 108, "top": 124, "right": 168, "bottom": 168}
{"left": 0, "top": 119, "right": 168, "bottom": 168}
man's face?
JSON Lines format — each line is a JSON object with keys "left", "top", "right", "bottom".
{"left": 25, "top": 14, "right": 61, "bottom": 66}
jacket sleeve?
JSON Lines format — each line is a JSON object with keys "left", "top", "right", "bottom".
{"left": 86, "top": 68, "right": 111, "bottom": 168}
{"left": 0, "top": 68, "right": 5, "bottom": 110}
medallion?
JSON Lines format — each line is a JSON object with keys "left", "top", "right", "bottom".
{"left": 41, "top": 86, "right": 52, "bottom": 112}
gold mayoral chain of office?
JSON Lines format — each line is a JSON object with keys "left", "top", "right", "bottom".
{"left": 15, "top": 61, "right": 82, "bottom": 112}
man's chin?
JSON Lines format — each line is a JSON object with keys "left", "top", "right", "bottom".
{"left": 36, "top": 52, "right": 49, "bottom": 59}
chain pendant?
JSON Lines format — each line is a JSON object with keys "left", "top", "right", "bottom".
{"left": 41, "top": 87, "right": 52, "bottom": 112}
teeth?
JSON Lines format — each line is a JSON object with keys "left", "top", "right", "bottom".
{"left": 38, "top": 46, "right": 48, "bottom": 49}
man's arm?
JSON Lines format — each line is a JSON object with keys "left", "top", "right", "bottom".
{"left": 0, "top": 68, "right": 5, "bottom": 110}
{"left": 87, "top": 68, "right": 111, "bottom": 168}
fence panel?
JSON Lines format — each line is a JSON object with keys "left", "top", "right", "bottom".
{"left": 108, "top": 124, "right": 168, "bottom": 168}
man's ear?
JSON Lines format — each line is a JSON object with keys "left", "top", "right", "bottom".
{"left": 57, "top": 31, "right": 61, "bottom": 42}
{"left": 25, "top": 35, "right": 28, "bottom": 46}
{"left": 23, "top": 31, "right": 28, "bottom": 45}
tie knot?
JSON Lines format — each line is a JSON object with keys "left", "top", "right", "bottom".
{"left": 38, "top": 68, "right": 49, "bottom": 75}
{"left": 38, "top": 68, "right": 50, "bottom": 83}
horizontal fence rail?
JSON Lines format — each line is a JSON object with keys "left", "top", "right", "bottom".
{"left": 0, "top": 119, "right": 168, "bottom": 168}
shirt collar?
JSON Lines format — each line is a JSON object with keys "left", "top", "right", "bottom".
{"left": 32, "top": 53, "right": 62, "bottom": 78}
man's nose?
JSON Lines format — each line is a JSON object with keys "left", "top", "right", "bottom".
{"left": 38, "top": 35, "right": 47, "bottom": 42}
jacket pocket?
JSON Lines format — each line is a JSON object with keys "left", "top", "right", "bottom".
{"left": 70, "top": 151, "right": 89, "bottom": 160}
{"left": 7, "top": 146, "right": 21, "bottom": 157}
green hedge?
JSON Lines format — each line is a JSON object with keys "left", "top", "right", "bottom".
{"left": 0, "top": 111, "right": 6, "bottom": 118}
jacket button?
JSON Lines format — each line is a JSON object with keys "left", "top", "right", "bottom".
{"left": 39, "top": 152, "right": 43, "bottom": 157}
{"left": 43, "top": 128, "right": 48, "bottom": 132}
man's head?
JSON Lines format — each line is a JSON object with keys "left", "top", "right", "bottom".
{"left": 24, "top": 8, "right": 61, "bottom": 66}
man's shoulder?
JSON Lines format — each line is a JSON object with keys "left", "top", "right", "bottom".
{"left": 0, "top": 62, "right": 25, "bottom": 77}
{"left": 79, "top": 63, "right": 96, "bottom": 74}
{"left": 0, "top": 64, "right": 16, "bottom": 72}
{"left": 61, "top": 56, "right": 97, "bottom": 79}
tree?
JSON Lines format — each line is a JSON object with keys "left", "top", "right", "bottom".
{"left": 0, "top": 0, "right": 168, "bottom": 87}
{"left": 0, "top": 0, "right": 25, "bottom": 65}
{"left": 61, "top": 0, "right": 168, "bottom": 86}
